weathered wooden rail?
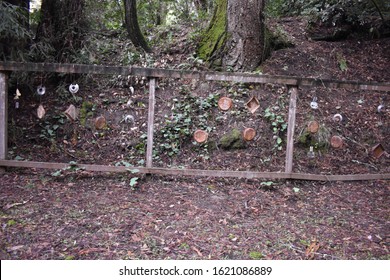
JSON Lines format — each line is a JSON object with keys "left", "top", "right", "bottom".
{"left": 1, "top": 62, "right": 390, "bottom": 181}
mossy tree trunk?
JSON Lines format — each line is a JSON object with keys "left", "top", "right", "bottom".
{"left": 124, "top": 0, "right": 151, "bottom": 53}
{"left": 198, "top": 0, "right": 265, "bottom": 71}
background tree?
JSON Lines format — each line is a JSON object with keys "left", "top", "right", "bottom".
{"left": 124, "top": 0, "right": 151, "bottom": 53}
{"left": 34, "top": 0, "right": 87, "bottom": 63}
{"left": 197, "top": 0, "right": 266, "bottom": 71}
{"left": 0, "top": 0, "right": 30, "bottom": 60}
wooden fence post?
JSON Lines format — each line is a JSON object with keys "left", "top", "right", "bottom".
{"left": 146, "top": 78, "right": 156, "bottom": 168}
{"left": 0, "top": 72, "right": 8, "bottom": 172}
{"left": 285, "top": 87, "right": 298, "bottom": 174}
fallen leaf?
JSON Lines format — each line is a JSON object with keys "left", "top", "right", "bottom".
{"left": 192, "top": 246, "right": 203, "bottom": 257}
{"left": 305, "top": 240, "right": 320, "bottom": 259}
{"left": 79, "top": 248, "right": 105, "bottom": 255}
{"left": 131, "top": 234, "right": 142, "bottom": 242}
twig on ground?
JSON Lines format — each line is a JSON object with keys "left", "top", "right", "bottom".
{"left": 3, "top": 197, "right": 32, "bottom": 211}
{"left": 282, "top": 242, "right": 339, "bottom": 260}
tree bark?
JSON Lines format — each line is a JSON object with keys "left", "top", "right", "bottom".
{"left": 124, "top": 0, "right": 151, "bottom": 53}
{"left": 224, "top": 0, "right": 265, "bottom": 71}
{"left": 35, "top": 0, "right": 86, "bottom": 63}
{"left": 198, "top": 0, "right": 265, "bottom": 72}
{"left": 194, "top": 0, "right": 208, "bottom": 13}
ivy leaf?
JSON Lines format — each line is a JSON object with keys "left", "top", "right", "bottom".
{"left": 129, "top": 177, "right": 138, "bottom": 187}
{"left": 293, "top": 187, "right": 300, "bottom": 193}
{"left": 339, "top": 59, "right": 348, "bottom": 72}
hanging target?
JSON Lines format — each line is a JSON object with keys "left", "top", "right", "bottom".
{"left": 37, "top": 104, "right": 46, "bottom": 119}
{"left": 69, "top": 83, "right": 79, "bottom": 94}
{"left": 37, "top": 85, "right": 46, "bottom": 96}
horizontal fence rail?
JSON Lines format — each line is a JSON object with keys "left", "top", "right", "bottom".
{"left": 1, "top": 61, "right": 390, "bottom": 91}
{"left": 1, "top": 160, "right": 389, "bottom": 181}
{"left": 1, "top": 62, "right": 389, "bottom": 181}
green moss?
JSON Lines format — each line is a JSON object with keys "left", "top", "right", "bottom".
{"left": 298, "top": 125, "right": 330, "bottom": 149}
{"left": 79, "top": 101, "right": 95, "bottom": 126}
{"left": 249, "top": 251, "right": 264, "bottom": 260}
{"left": 197, "top": 0, "right": 228, "bottom": 63}
{"left": 7, "top": 219, "right": 17, "bottom": 226}
{"left": 220, "top": 128, "right": 245, "bottom": 150}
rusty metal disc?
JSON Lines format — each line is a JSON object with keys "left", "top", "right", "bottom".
{"left": 193, "top": 129, "right": 208, "bottom": 143}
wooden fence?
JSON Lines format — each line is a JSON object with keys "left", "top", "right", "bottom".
{"left": 1, "top": 61, "right": 390, "bottom": 181}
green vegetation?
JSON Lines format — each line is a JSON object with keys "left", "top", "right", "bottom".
{"left": 197, "top": 0, "right": 228, "bottom": 65}
{"left": 219, "top": 128, "right": 245, "bottom": 150}
{"left": 0, "top": 1, "right": 31, "bottom": 60}
{"left": 51, "top": 161, "right": 85, "bottom": 178}
{"left": 156, "top": 88, "right": 219, "bottom": 157}
{"left": 264, "top": 107, "right": 287, "bottom": 151}
{"left": 79, "top": 101, "right": 96, "bottom": 127}
{"left": 249, "top": 251, "right": 264, "bottom": 260}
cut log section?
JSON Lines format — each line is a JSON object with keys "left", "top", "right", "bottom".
{"left": 307, "top": 121, "right": 319, "bottom": 133}
{"left": 330, "top": 135, "right": 343, "bottom": 148}
{"left": 218, "top": 97, "right": 233, "bottom": 111}
{"left": 95, "top": 116, "right": 107, "bottom": 130}
{"left": 194, "top": 129, "right": 208, "bottom": 143}
{"left": 243, "top": 128, "right": 256, "bottom": 141}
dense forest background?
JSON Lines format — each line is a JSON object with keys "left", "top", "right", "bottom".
{"left": 1, "top": 0, "right": 389, "bottom": 70}
{"left": 0, "top": 0, "right": 389, "bottom": 261}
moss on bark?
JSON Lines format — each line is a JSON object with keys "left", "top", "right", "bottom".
{"left": 197, "top": 0, "right": 228, "bottom": 65}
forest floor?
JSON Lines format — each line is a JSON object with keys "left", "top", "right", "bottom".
{"left": 0, "top": 17, "right": 389, "bottom": 260}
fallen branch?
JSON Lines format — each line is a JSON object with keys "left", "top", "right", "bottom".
{"left": 3, "top": 197, "right": 32, "bottom": 211}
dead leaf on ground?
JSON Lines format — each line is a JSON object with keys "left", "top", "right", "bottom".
{"left": 305, "top": 240, "right": 320, "bottom": 259}
{"left": 192, "top": 246, "right": 203, "bottom": 257}
{"left": 78, "top": 248, "right": 106, "bottom": 255}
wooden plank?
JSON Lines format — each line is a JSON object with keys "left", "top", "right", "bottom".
{"left": 204, "top": 72, "right": 299, "bottom": 86}
{"left": 146, "top": 78, "right": 156, "bottom": 168}
{"left": 285, "top": 87, "right": 298, "bottom": 173}
{"left": 0, "top": 62, "right": 202, "bottom": 80}
{"left": 0, "top": 160, "right": 389, "bottom": 181}
{"left": 0, "top": 72, "right": 8, "bottom": 172}
{"left": 1, "top": 62, "right": 389, "bottom": 91}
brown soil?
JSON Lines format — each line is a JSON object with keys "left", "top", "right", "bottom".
{"left": 0, "top": 17, "right": 389, "bottom": 260}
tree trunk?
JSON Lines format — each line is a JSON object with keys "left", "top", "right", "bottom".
{"left": 124, "top": 0, "right": 151, "bottom": 53}
{"left": 35, "top": 0, "right": 86, "bottom": 63}
{"left": 194, "top": 0, "right": 208, "bottom": 13}
{"left": 198, "top": 0, "right": 265, "bottom": 71}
